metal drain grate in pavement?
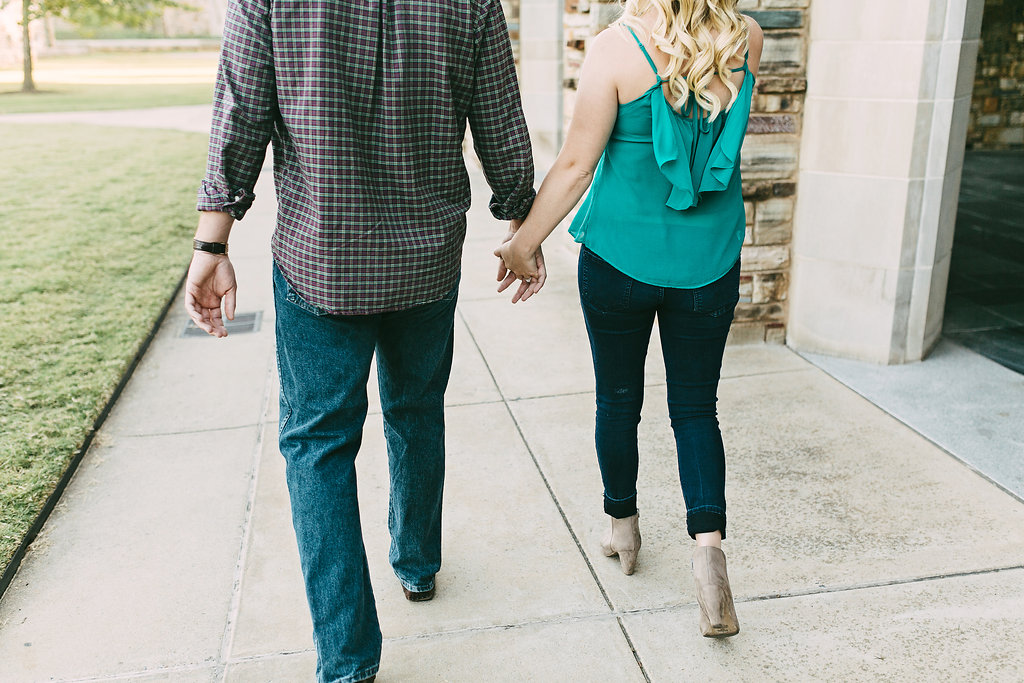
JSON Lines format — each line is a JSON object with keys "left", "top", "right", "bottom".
{"left": 182, "top": 311, "right": 263, "bottom": 337}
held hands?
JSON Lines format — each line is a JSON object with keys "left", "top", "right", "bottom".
{"left": 495, "top": 219, "right": 546, "bottom": 303}
{"left": 184, "top": 251, "right": 237, "bottom": 337}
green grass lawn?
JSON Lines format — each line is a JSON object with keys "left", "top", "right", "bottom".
{"left": 0, "top": 50, "right": 217, "bottom": 114}
{"left": 0, "top": 82, "right": 214, "bottom": 114}
{"left": 0, "top": 124, "right": 209, "bottom": 569}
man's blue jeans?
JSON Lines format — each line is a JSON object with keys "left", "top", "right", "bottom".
{"left": 273, "top": 263, "right": 458, "bottom": 683}
{"left": 578, "top": 247, "right": 739, "bottom": 540}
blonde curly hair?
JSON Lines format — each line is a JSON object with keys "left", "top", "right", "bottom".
{"left": 616, "top": 0, "right": 749, "bottom": 121}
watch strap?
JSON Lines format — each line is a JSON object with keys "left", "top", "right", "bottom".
{"left": 193, "top": 239, "right": 228, "bottom": 255}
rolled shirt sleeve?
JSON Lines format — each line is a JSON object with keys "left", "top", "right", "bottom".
{"left": 468, "top": 0, "right": 536, "bottom": 222}
{"left": 197, "top": 0, "right": 278, "bottom": 220}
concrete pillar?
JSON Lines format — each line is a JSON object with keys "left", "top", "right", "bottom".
{"left": 518, "top": 0, "right": 563, "bottom": 158}
{"left": 788, "top": 0, "right": 986, "bottom": 363}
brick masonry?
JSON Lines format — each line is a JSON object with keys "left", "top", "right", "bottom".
{"left": 562, "top": 0, "right": 807, "bottom": 343}
{"left": 967, "top": 0, "right": 1024, "bottom": 149}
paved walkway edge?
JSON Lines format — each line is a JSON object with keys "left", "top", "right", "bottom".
{"left": 0, "top": 269, "right": 189, "bottom": 600}
{"left": 800, "top": 339, "right": 1024, "bottom": 503}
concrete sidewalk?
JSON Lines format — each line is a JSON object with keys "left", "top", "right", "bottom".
{"left": 0, "top": 106, "right": 215, "bottom": 133}
{"left": 2, "top": 112, "right": 1024, "bottom": 682}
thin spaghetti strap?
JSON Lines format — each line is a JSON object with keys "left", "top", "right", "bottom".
{"left": 624, "top": 25, "right": 661, "bottom": 81}
{"left": 729, "top": 50, "right": 749, "bottom": 73}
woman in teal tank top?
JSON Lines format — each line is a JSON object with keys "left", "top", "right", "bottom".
{"left": 496, "top": 0, "right": 763, "bottom": 639}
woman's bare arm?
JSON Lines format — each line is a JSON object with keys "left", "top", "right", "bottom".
{"left": 495, "top": 29, "right": 623, "bottom": 291}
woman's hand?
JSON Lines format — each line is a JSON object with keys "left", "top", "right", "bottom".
{"left": 495, "top": 235, "right": 540, "bottom": 280}
{"left": 494, "top": 235, "right": 546, "bottom": 303}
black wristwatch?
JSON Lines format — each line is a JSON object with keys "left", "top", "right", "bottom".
{"left": 193, "top": 239, "right": 228, "bottom": 255}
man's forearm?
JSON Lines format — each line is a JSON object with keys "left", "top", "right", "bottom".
{"left": 195, "top": 211, "right": 235, "bottom": 244}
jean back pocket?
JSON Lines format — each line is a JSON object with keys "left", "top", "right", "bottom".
{"left": 579, "top": 247, "right": 634, "bottom": 314}
{"left": 693, "top": 259, "right": 741, "bottom": 317}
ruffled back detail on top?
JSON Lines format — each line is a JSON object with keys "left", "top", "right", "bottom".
{"left": 621, "top": 24, "right": 755, "bottom": 212}
{"left": 651, "top": 69, "right": 754, "bottom": 211}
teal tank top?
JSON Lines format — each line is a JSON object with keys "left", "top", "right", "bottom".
{"left": 568, "top": 26, "right": 754, "bottom": 288}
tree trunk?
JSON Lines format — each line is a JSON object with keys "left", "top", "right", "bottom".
{"left": 21, "top": 0, "right": 36, "bottom": 93}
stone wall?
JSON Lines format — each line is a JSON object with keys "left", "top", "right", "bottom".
{"left": 562, "top": 0, "right": 809, "bottom": 343}
{"left": 967, "top": 0, "right": 1024, "bottom": 149}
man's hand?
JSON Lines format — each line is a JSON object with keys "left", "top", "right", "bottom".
{"left": 184, "top": 252, "right": 237, "bottom": 337}
{"left": 496, "top": 218, "right": 523, "bottom": 284}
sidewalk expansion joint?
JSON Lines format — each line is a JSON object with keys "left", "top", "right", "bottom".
{"left": 118, "top": 422, "right": 261, "bottom": 438}
{"left": 220, "top": 610, "right": 626, "bottom": 665}
{"left": 499, "top": 369, "right": 812, "bottom": 406}
{"left": 216, "top": 358, "right": 278, "bottom": 679}
{"left": 363, "top": 397, "right": 506, "bottom": 419}
{"left": 719, "top": 367, "right": 815, "bottom": 382}
{"left": 436, "top": 398, "right": 508, "bottom": 410}
{"left": 55, "top": 561, "right": 1024, "bottom": 681}
{"left": 596, "top": 563, "right": 1024, "bottom": 622}
{"left": 735, "top": 562, "right": 1024, "bottom": 605}
{"left": 444, "top": 395, "right": 503, "bottom": 405}
{"left": 61, "top": 662, "right": 217, "bottom": 682}
{"left": 457, "top": 310, "right": 652, "bottom": 683}
{"left": 503, "top": 381, "right": 671, "bottom": 404}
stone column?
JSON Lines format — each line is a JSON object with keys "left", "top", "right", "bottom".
{"left": 788, "top": 0, "right": 985, "bottom": 363}
{"left": 519, "top": 0, "right": 564, "bottom": 160}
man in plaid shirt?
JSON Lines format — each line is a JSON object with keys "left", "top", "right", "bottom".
{"left": 184, "top": 1, "right": 536, "bottom": 680}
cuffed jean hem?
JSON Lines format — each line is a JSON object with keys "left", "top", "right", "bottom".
{"left": 396, "top": 574, "right": 435, "bottom": 593}
{"left": 326, "top": 664, "right": 378, "bottom": 683}
{"left": 604, "top": 493, "right": 638, "bottom": 519}
{"left": 686, "top": 509, "right": 727, "bottom": 540}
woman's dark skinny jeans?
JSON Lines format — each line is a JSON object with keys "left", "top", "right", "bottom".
{"left": 578, "top": 246, "right": 739, "bottom": 540}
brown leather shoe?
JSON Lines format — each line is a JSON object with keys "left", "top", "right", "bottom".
{"left": 692, "top": 546, "right": 740, "bottom": 638}
{"left": 402, "top": 585, "right": 435, "bottom": 602}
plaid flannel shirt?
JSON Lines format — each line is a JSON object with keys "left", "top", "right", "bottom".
{"left": 198, "top": 0, "right": 535, "bottom": 314}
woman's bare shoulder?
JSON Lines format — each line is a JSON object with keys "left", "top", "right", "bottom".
{"left": 578, "top": 23, "right": 660, "bottom": 104}
{"left": 742, "top": 14, "right": 764, "bottom": 74}
{"left": 590, "top": 24, "right": 635, "bottom": 55}
{"left": 581, "top": 24, "right": 638, "bottom": 75}
{"left": 743, "top": 15, "right": 764, "bottom": 54}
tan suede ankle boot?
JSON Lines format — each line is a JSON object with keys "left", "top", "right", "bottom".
{"left": 600, "top": 513, "right": 641, "bottom": 575}
{"left": 692, "top": 546, "right": 739, "bottom": 637}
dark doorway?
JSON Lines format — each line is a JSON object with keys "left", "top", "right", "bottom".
{"left": 941, "top": 0, "right": 1024, "bottom": 374}
{"left": 943, "top": 151, "right": 1024, "bottom": 373}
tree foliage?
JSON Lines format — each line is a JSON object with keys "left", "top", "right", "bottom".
{"left": 22, "top": 0, "right": 187, "bottom": 26}
{"left": 7, "top": 0, "right": 191, "bottom": 92}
